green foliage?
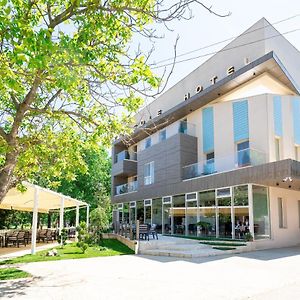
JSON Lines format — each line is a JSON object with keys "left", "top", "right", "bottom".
{"left": 0, "top": 0, "right": 164, "bottom": 195}
{"left": 1, "top": 240, "right": 134, "bottom": 265}
{"left": 244, "top": 232, "right": 253, "bottom": 242}
{"left": 0, "top": 268, "right": 31, "bottom": 280}
{"left": 76, "top": 221, "right": 90, "bottom": 253}
{"left": 58, "top": 228, "right": 68, "bottom": 248}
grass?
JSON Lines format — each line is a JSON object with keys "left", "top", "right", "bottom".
{"left": 200, "top": 241, "right": 246, "bottom": 247}
{"left": 164, "top": 234, "right": 245, "bottom": 242}
{"left": 0, "top": 239, "right": 134, "bottom": 265}
{"left": 213, "top": 246, "right": 237, "bottom": 251}
{"left": 0, "top": 268, "right": 31, "bottom": 280}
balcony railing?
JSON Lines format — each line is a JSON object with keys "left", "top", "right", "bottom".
{"left": 115, "top": 150, "right": 137, "bottom": 163}
{"left": 183, "top": 148, "right": 266, "bottom": 180}
{"left": 178, "top": 121, "right": 196, "bottom": 137}
{"left": 115, "top": 181, "right": 138, "bottom": 195}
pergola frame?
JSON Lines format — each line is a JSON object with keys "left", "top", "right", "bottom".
{"left": 0, "top": 182, "right": 89, "bottom": 254}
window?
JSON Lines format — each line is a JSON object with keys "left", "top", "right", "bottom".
{"left": 275, "top": 138, "right": 280, "bottom": 161}
{"left": 295, "top": 146, "right": 299, "bottom": 161}
{"left": 179, "top": 119, "right": 188, "bottom": 134}
{"left": 206, "top": 152, "right": 214, "bottom": 161}
{"left": 278, "top": 197, "right": 287, "bottom": 228}
{"left": 144, "top": 161, "right": 154, "bottom": 185}
{"left": 237, "top": 140, "right": 250, "bottom": 167}
{"left": 204, "top": 152, "right": 215, "bottom": 174}
{"left": 159, "top": 129, "right": 167, "bottom": 142}
{"left": 145, "top": 137, "right": 151, "bottom": 149}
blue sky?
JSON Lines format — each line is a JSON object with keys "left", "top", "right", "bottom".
{"left": 140, "top": 0, "right": 300, "bottom": 92}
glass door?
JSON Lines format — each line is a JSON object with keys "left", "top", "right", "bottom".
{"left": 199, "top": 190, "right": 216, "bottom": 237}
{"left": 185, "top": 193, "right": 198, "bottom": 236}
{"left": 162, "top": 197, "right": 172, "bottom": 235}
{"left": 216, "top": 188, "right": 233, "bottom": 238}
{"left": 129, "top": 202, "right": 136, "bottom": 225}
{"left": 144, "top": 199, "right": 152, "bottom": 225}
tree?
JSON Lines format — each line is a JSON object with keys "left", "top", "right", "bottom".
{"left": 0, "top": 1, "right": 228, "bottom": 202}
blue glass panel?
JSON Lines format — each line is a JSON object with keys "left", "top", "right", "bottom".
{"left": 233, "top": 100, "right": 249, "bottom": 142}
{"left": 202, "top": 107, "right": 214, "bottom": 153}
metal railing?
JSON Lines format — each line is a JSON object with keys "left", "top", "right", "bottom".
{"left": 115, "top": 181, "right": 138, "bottom": 195}
{"left": 183, "top": 148, "right": 266, "bottom": 180}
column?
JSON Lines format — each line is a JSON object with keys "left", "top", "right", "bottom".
{"left": 31, "top": 187, "right": 39, "bottom": 255}
{"left": 86, "top": 205, "right": 90, "bottom": 228}
{"left": 59, "top": 197, "right": 64, "bottom": 235}
{"left": 75, "top": 203, "right": 80, "bottom": 242}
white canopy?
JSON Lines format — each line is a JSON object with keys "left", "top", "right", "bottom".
{"left": 0, "top": 182, "right": 87, "bottom": 213}
{"left": 0, "top": 182, "right": 89, "bottom": 254}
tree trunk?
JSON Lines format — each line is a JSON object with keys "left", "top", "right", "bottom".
{"left": 0, "top": 149, "right": 18, "bottom": 203}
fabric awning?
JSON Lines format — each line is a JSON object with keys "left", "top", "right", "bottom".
{"left": 0, "top": 182, "right": 87, "bottom": 213}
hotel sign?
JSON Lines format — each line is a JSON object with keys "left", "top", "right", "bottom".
{"left": 138, "top": 65, "right": 236, "bottom": 126}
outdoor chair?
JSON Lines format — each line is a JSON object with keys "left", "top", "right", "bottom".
{"left": 46, "top": 229, "right": 54, "bottom": 243}
{"left": 37, "top": 229, "right": 48, "bottom": 242}
{"left": 24, "top": 230, "right": 31, "bottom": 245}
{"left": 139, "top": 224, "right": 149, "bottom": 240}
{"left": 7, "top": 231, "right": 27, "bottom": 247}
{"left": 149, "top": 224, "right": 158, "bottom": 240}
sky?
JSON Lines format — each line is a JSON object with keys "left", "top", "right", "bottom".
{"left": 137, "top": 0, "right": 300, "bottom": 99}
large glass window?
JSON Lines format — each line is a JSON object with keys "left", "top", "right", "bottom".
{"left": 136, "top": 201, "right": 144, "bottom": 223}
{"left": 144, "top": 161, "right": 154, "bottom": 185}
{"left": 162, "top": 200, "right": 172, "bottom": 235}
{"left": 198, "top": 190, "right": 216, "bottom": 237}
{"left": 172, "top": 195, "right": 185, "bottom": 235}
{"left": 144, "top": 199, "right": 152, "bottom": 225}
{"left": 233, "top": 185, "right": 249, "bottom": 239}
{"left": 253, "top": 185, "right": 270, "bottom": 239}
{"left": 129, "top": 202, "right": 136, "bottom": 224}
{"left": 186, "top": 200, "right": 197, "bottom": 236}
{"left": 123, "top": 203, "right": 129, "bottom": 224}
{"left": 152, "top": 198, "right": 162, "bottom": 233}
{"left": 217, "top": 189, "right": 232, "bottom": 239}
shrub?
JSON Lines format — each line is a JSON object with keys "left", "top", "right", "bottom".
{"left": 58, "top": 228, "right": 68, "bottom": 248}
{"left": 244, "top": 232, "right": 253, "bottom": 241}
{"left": 76, "top": 221, "right": 90, "bottom": 253}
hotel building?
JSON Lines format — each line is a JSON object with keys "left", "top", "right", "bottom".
{"left": 111, "top": 18, "right": 300, "bottom": 249}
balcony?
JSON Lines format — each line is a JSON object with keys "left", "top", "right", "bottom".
{"left": 115, "top": 150, "right": 137, "bottom": 163}
{"left": 183, "top": 148, "right": 266, "bottom": 180}
{"left": 112, "top": 150, "right": 137, "bottom": 177}
{"left": 178, "top": 121, "right": 196, "bottom": 137}
{"left": 115, "top": 181, "right": 138, "bottom": 195}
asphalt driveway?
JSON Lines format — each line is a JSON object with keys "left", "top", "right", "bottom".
{"left": 1, "top": 246, "right": 300, "bottom": 300}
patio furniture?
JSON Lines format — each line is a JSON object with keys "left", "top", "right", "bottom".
{"left": 149, "top": 224, "right": 158, "bottom": 240}
{"left": 139, "top": 224, "right": 149, "bottom": 240}
{"left": 7, "top": 231, "right": 27, "bottom": 247}
{"left": 46, "top": 229, "right": 54, "bottom": 242}
{"left": 37, "top": 229, "right": 48, "bottom": 242}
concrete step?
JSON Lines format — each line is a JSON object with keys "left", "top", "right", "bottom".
{"left": 153, "top": 243, "right": 211, "bottom": 251}
{"left": 140, "top": 248, "right": 223, "bottom": 258}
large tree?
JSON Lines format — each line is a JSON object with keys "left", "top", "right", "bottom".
{"left": 0, "top": 1, "right": 227, "bottom": 202}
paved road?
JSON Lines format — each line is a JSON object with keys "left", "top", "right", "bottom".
{"left": 1, "top": 247, "right": 300, "bottom": 300}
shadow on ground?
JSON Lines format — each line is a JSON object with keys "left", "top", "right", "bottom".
{"left": 137, "top": 245, "right": 300, "bottom": 264}
{"left": 0, "top": 278, "right": 34, "bottom": 298}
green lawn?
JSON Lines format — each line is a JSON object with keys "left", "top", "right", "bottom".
{"left": 212, "top": 246, "right": 237, "bottom": 251}
{"left": 0, "top": 239, "right": 134, "bottom": 265}
{"left": 0, "top": 268, "right": 31, "bottom": 280}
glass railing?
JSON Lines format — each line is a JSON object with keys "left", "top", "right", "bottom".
{"left": 115, "top": 181, "right": 138, "bottom": 195}
{"left": 178, "top": 121, "right": 196, "bottom": 137}
{"left": 183, "top": 149, "right": 266, "bottom": 180}
{"left": 116, "top": 150, "right": 137, "bottom": 163}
